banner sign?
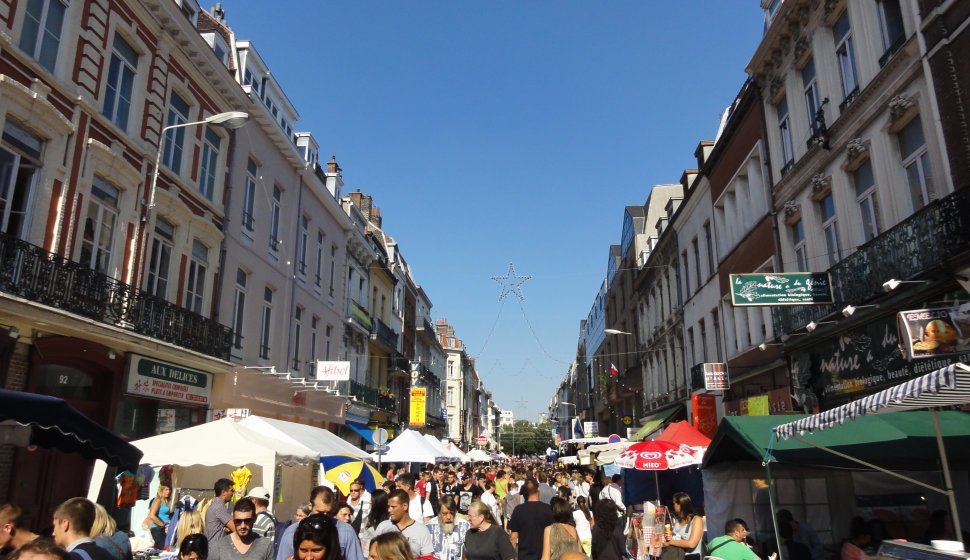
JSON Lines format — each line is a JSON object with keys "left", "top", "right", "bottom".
{"left": 691, "top": 394, "right": 717, "bottom": 439}
{"left": 126, "top": 355, "right": 212, "bottom": 406}
{"left": 897, "top": 307, "right": 970, "bottom": 360}
{"left": 315, "top": 361, "right": 351, "bottom": 381}
{"left": 583, "top": 421, "right": 599, "bottom": 437}
{"left": 730, "top": 273, "right": 834, "bottom": 306}
{"left": 703, "top": 363, "right": 729, "bottom": 391}
{"left": 409, "top": 387, "right": 427, "bottom": 426}
{"left": 747, "top": 395, "right": 769, "bottom": 416}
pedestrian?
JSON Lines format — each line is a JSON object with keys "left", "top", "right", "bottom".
{"left": 248, "top": 488, "right": 279, "bottom": 545}
{"left": 706, "top": 519, "right": 760, "bottom": 560}
{"left": 347, "top": 481, "right": 371, "bottom": 534}
{"left": 90, "top": 503, "right": 132, "bottom": 560}
{"left": 146, "top": 485, "right": 173, "bottom": 549}
{"left": 662, "top": 493, "right": 704, "bottom": 560}
{"left": 7, "top": 539, "right": 73, "bottom": 560}
{"left": 598, "top": 475, "right": 625, "bottom": 523}
{"left": 426, "top": 496, "right": 469, "bottom": 560}
{"left": 536, "top": 474, "right": 555, "bottom": 505}
{"left": 840, "top": 518, "right": 869, "bottom": 560}
{"left": 455, "top": 476, "right": 483, "bottom": 520}
{"left": 0, "top": 503, "right": 40, "bottom": 556}
{"left": 276, "top": 487, "right": 364, "bottom": 560}
{"left": 507, "top": 480, "right": 554, "bottom": 560}
{"left": 589, "top": 499, "right": 625, "bottom": 560}
{"left": 572, "top": 497, "right": 593, "bottom": 556}
{"left": 367, "top": 532, "right": 413, "bottom": 560}
{"left": 292, "top": 514, "right": 342, "bottom": 560}
{"left": 502, "top": 482, "right": 521, "bottom": 530}
{"left": 175, "top": 511, "right": 205, "bottom": 550}
{"left": 208, "top": 498, "right": 272, "bottom": 560}
{"left": 334, "top": 504, "right": 353, "bottom": 524}
{"left": 776, "top": 510, "right": 823, "bottom": 560}
{"left": 359, "top": 491, "right": 389, "bottom": 555}
{"left": 464, "top": 501, "right": 515, "bottom": 560}
{"left": 205, "top": 479, "right": 235, "bottom": 544}
{"left": 480, "top": 481, "right": 501, "bottom": 523}
{"left": 426, "top": 468, "right": 444, "bottom": 517}
{"left": 587, "top": 475, "right": 602, "bottom": 510}
{"left": 372, "top": 490, "right": 434, "bottom": 558}
{"left": 539, "top": 497, "right": 582, "bottom": 560}
{"left": 51, "top": 498, "right": 115, "bottom": 560}
{"left": 395, "top": 474, "right": 433, "bottom": 524}
{"left": 178, "top": 534, "right": 208, "bottom": 560}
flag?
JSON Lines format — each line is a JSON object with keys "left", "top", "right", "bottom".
{"left": 610, "top": 363, "right": 619, "bottom": 376}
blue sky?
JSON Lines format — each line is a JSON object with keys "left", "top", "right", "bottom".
{"left": 223, "top": 1, "right": 764, "bottom": 422}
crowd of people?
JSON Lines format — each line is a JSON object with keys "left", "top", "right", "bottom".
{"left": 0, "top": 460, "right": 964, "bottom": 560}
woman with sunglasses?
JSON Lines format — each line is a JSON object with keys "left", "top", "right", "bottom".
{"left": 463, "top": 500, "right": 515, "bottom": 560}
{"left": 179, "top": 534, "right": 208, "bottom": 560}
{"left": 292, "top": 514, "right": 342, "bottom": 560}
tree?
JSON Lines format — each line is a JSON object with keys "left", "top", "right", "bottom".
{"left": 500, "top": 420, "right": 553, "bottom": 457}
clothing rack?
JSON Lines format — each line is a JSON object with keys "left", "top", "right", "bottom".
{"left": 175, "top": 487, "right": 213, "bottom": 501}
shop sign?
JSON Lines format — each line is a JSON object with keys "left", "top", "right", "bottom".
{"left": 126, "top": 355, "right": 212, "bottom": 406}
{"left": 897, "top": 306, "right": 970, "bottom": 360}
{"left": 730, "top": 273, "right": 834, "bottom": 306}
{"left": 703, "top": 363, "right": 729, "bottom": 391}
{"left": 691, "top": 394, "right": 717, "bottom": 438}
{"left": 315, "top": 361, "right": 351, "bottom": 381}
{"left": 409, "top": 387, "right": 427, "bottom": 426}
{"left": 747, "top": 395, "right": 769, "bottom": 416}
{"left": 583, "top": 421, "right": 599, "bottom": 437}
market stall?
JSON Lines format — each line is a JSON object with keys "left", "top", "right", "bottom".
{"left": 422, "top": 433, "right": 464, "bottom": 462}
{"left": 372, "top": 429, "right": 451, "bottom": 464}
{"left": 239, "top": 415, "right": 369, "bottom": 458}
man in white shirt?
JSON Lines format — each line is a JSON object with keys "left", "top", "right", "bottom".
{"left": 601, "top": 474, "right": 626, "bottom": 515}
{"left": 347, "top": 479, "right": 371, "bottom": 532}
{"left": 396, "top": 473, "right": 433, "bottom": 523}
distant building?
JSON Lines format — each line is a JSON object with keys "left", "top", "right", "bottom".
{"left": 500, "top": 410, "right": 514, "bottom": 426}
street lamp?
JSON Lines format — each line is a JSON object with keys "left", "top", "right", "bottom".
{"left": 147, "top": 111, "right": 250, "bottom": 210}
{"left": 605, "top": 329, "right": 633, "bottom": 336}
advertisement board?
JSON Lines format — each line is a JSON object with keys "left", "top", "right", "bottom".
{"left": 730, "top": 273, "right": 834, "bottom": 306}
{"left": 315, "top": 361, "right": 351, "bottom": 381}
{"left": 897, "top": 306, "right": 970, "bottom": 360}
{"left": 703, "top": 363, "right": 729, "bottom": 391}
{"left": 126, "top": 355, "right": 212, "bottom": 406}
{"left": 691, "top": 394, "right": 717, "bottom": 438}
{"left": 583, "top": 421, "right": 599, "bottom": 437}
{"left": 409, "top": 387, "right": 427, "bottom": 426}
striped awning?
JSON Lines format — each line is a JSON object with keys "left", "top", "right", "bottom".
{"left": 775, "top": 363, "right": 970, "bottom": 440}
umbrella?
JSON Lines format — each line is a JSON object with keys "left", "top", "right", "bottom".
{"left": 655, "top": 421, "right": 712, "bottom": 447}
{"left": 614, "top": 439, "right": 707, "bottom": 499}
{"left": 321, "top": 454, "right": 384, "bottom": 494}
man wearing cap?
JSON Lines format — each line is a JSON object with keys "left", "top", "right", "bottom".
{"left": 248, "top": 487, "right": 278, "bottom": 544}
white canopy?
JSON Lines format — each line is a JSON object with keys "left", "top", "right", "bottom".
{"left": 466, "top": 448, "right": 494, "bottom": 462}
{"left": 373, "top": 429, "right": 451, "bottom": 463}
{"left": 443, "top": 440, "right": 470, "bottom": 463}
{"left": 239, "top": 416, "right": 368, "bottom": 458}
{"left": 422, "top": 433, "right": 462, "bottom": 462}
{"left": 132, "top": 417, "right": 316, "bottom": 468}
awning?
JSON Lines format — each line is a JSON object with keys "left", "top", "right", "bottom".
{"left": 346, "top": 421, "right": 376, "bottom": 445}
{"left": 0, "top": 388, "right": 143, "bottom": 469}
{"left": 630, "top": 404, "right": 684, "bottom": 441}
{"left": 776, "top": 363, "right": 970, "bottom": 439}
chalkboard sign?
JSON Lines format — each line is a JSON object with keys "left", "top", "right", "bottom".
{"left": 729, "top": 273, "right": 834, "bottom": 306}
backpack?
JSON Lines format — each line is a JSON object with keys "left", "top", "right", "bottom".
{"left": 256, "top": 510, "right": 287, "bottom": 556}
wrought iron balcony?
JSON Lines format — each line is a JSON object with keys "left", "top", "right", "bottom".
{"left": 346, "top": 298, "right": 372, "bottom": 331}
{"left": 0, "top": 232, "right": 232, "bottom": 359}
{"left": 373, "top": 318, "right": 399, "bottom": 350}
{"left": 774, "top": 187, "right": 970, "bottom": 335}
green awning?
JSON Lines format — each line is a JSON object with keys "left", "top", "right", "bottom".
{"left": 702, "top": 410, "right": 970, "bottom": 470}
{"left": 630, "top": 404, "right": 684, "bottom": 441}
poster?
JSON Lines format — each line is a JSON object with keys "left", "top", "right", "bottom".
{"left": 897, "top": 307, "right": 970, "bottom": 360}
{"left": 747, "top": 395, "right": 769, "bottom": 416}
{"left": 409, "top": 387, "right": 427, "bottom": 426}
{"left": 691, "top": 394, "right": 717, "bottom": 438}
{"left": 315, "top": 361, "right": 351, "bottom": 381}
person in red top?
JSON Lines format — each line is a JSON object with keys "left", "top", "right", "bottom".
{"left": 416, "top": 471, "right": 429, "bottom": 499}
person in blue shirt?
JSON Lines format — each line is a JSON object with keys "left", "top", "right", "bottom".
{"left": 275, "top": 487, "right": 363, "bottom": 560}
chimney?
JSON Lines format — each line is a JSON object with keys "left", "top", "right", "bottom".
{"left": 371, "top": 206, "right": 382, "bottom": 228}
{"left": 327, "top": 155, "right": 341, "bottom": 174}
{"left": 325, "top": 156, "right": 343, "bottom": 198}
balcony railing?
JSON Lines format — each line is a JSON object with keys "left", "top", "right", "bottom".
{"left": 774, "top": 188, "right": 970, "bottom": 334}
{"left": 0, "top": 232, "right": 232, "bottom": 359}
{"left": 422, "top": 317, "right": 435, "bottom": 333}
{"left": 374, "top": 318, "right": 399, "bottom": 349}
{"left": 346, "top": 298, "right": 372, "bottom": 331}
{"left": 340, "top": 379, "right": 396, "bottom": 413}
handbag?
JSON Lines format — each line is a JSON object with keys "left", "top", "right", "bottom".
{"left": 661, "top": 545, "right": 686, "bottom": 560}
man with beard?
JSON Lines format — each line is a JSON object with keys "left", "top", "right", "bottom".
{"left": 426, "top": 496, "right": 469, "bottom": 560}
{"left": 208, "top": 499, "right": 273, "bottom": 560}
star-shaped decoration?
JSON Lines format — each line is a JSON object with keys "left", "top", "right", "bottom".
{"left": 491, "top": 263, "right": 532, "bottom": 302}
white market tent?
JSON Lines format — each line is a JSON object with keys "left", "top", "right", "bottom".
{"left": 466, "top": 448, "right": 494, "bottom": 462}
{"left": 374, "top": 429, "right": 451, "bottom": 464}
{"left": 239, "top": 415, "right": 368, "bottom": 458}
{"left": 443, "top": 440, "right": 470, "bottom": 463}
{"left": 422, "top": 433, "right": 462, "bottom": 462}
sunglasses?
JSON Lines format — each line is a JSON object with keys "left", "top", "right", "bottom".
{"left": 233, "top": 517, "right": 255, "bottom": 524}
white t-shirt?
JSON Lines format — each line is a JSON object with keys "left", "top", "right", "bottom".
{"left": 409, "top": 493, "right": 434, "bottom": 522}
{"left": 481, "top": 490, "right": 500, "bottom": 521}
{"left": 573, "top": 509, "right": 593, "bottom": 540}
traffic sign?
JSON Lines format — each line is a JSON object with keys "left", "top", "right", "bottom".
{"left": 476, "top": 435, "right": 487, "bottom": 446}
{"left": 608, "top": 433, "right": 622, "bottom": 444}
{"left": 374, "top": 428, "right": 389, "bottom": 445}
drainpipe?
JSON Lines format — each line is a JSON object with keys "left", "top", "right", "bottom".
{"left": 285, "top": 168, "right": 306, "bottom": 375}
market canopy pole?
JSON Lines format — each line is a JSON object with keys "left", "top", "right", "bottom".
{"left": 930, "top": 407, "right": 962, "bottom": 543}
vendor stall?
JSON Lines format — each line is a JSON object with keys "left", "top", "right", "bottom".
{"left": 373, "top": 429, "right": 451, "bottom": 464}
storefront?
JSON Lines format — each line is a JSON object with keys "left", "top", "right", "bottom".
{"left": 114, "top": 354, "right": 213, "bottom": 440}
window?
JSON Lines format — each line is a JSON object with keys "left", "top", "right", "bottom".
{"left": 778, "top": 96, "right": 794, "bottom": 170}
{"left": 231, "top": 269, "right": 247, "bottom": 349}
{"left": 704, "top": 221, "right": 715, "bottom": 277}
{"left": 185, "top": 240, "right": 208, "bottom": 314}
{"left": 853, "top": 160, "right": 880, "bottom": 242}
{"left": 819, "top": 193, "right": 841, "bottom": 267}
{"left": 834, "top": 12, "right": 859, "bottom": 104}
{"left": 298, "top": 216, "right": 309, "bottom": 275}
{"left": 146, "top": 218, "right": 175, "bottom": 297}
{"left": 802, "top": 58, "right": 821, "bottom": 131}
{"left": 877, "top": 0, "right": 905, "bottom": 60}
{"left": 198, "top": 127, "right": 221, "bottom": 201}
{"left": 242, "top": 158, "right": 257, "bottom": 231}
{"left": 103, "top": 35, "right": 138, "bottom": 131}
{"left": 692, "top": 237, "right": 701, "bottom": 290}
{"left": 329, "top": 244, "right": 337, "bottom": 296}
{"left": 293, "top": 307, "right": 303, "bottom": 370}
{"left": 447, "top": 387, "right": 454, "bottom": 407}
{"left": 325, "top": 324, "right": 332, "bottom": 360}
{"left": 0, "top": 120, "right": 42, "bottom": 239}
{"left": 79, "top": 178, "right": 119, "bottom": 274}
{"left": 310, "top": 317, "right": 318, "bottom": 365}
{"left": 699, "top": 319, "right": 708, "bottom": 363}
{"left": 681, "top": 250, "right": 690, "bottom": 298}
{"left": 162, "top": 91, "right": 190, "bottom": 173}
{"left": 269, "top": 186, "right": 281, "bottom": 250}
{"left": 259, "top": 287, "right": 273, "bottom": 359}
{"left": 687, "top": 327, "right": 696, "bottom": 366}
{"left": 712, "top": 308, "right": 723, "bottom": 362}
{"left": 792, "top": 219, "right": 809, "bottom": 271}
{"left": 19, "top": 0, "right": 67, "bottom": 72}
{"left": 315, "top": 231, "right": 324, "bottom": 287}
{"left": 899, "top": 116, "right": 933, "bottom": 210}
